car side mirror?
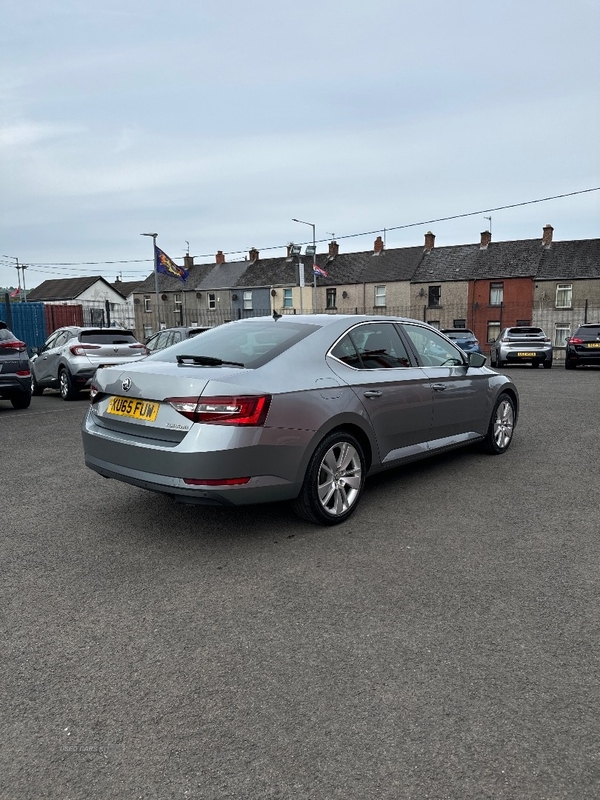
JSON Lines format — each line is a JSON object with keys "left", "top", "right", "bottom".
{"left": 468, "top": 351, "right": 486, "bottom": 368}
{"left": 30, "top": 346, "right": 39, "bottom": 356}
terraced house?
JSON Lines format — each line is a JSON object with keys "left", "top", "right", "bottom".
{"left": 129, "top": 225, "right": 600, "bottom": 358}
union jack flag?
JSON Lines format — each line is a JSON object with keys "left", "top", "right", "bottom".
{"left": 313, "top": 264, "right": 328, "bottom": 278}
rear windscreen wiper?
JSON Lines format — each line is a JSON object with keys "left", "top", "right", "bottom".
{"left": 176, "top": 354, "right": 245, "bottom": 368}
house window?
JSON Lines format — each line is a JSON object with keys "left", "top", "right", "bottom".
{"left": 487, "top": 321, "right": 501, "bottom": 343}
{"left": 374, "top": 285, "right": 386, "bottom": 307}
{"left": 283, "top": 288, "right": 293, "bottom": 308}
{"left": 208, "top": 293, "right": 216, "bottom": 310}
{"left": 516, "top": 319, "right": 531, "bottom": 326}
{"left": 428, "top": 286, "right": 441, "bottom": 308}
{"left": 428, "top": 320, "right": 440, "bottom": 329}
{"left": 243, "top": 291, "right": 252, "bottom": 310}
{"left": 453, "top": 319, "right": 467, "bottom": 328}
{"left": 326, "top": 288, "right": 337, "bottom": 309}
{"left": 144, "top": 295, "right": 151, "bottom": 313}
{"left": 490, "top": 282, "right": 504, "bottom": 306}
{"left": 143, "top": 324, "right": 153, "bottom": 338}
{"left": 556, "top": 284, "right": 572, "bottom": 309}
{"left": 554, "top": 323, "right": 570, "bottom": 347}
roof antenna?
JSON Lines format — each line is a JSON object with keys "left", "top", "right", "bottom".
{"left": 273, "top": 310, "right": 282, "bottom": 321}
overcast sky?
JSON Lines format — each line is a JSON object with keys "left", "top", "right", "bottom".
{"left": 1, "top": 0, "right": 599, "bottom": 289}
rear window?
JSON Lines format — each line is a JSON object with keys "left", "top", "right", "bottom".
{"left": 148, "top": 319, "right": 319, "bottom": 369}
{"left": 443, "top": 330, "right": 476, "bottom": 340}
{"left": 574, "top": 326, "right": 600, "bottom": 338}
{"left": 0, "top": 329, "right": 17, "bottom": 342}
{"left": 79, "top": 330, "right": 138, "bottom": 344}
{"left": 507, "top": 327, "right": 544, "bottom": 336}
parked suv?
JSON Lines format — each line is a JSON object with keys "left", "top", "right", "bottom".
{"left": 145, "top": 326, "right": 211, "bottom": 353}
{"left": 565, "top": 323, "right": 600, "bottom": 369}
{"left": 440, "top": 328, "right": 483, "bottom": 354}
{"left": 0, "top": 322, "right": 31, "bottom": 409}
{"left": 489, "top": 326, "right": 553, "bottom": 369}
{"left": 31, "top": 326, "right": 148, "bottom": 400}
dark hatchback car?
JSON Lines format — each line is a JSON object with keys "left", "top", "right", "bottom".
{"left": 145, "top": 326, "right": 212, "bottom": 353}
{"left": 565, "top": 324, "right": 600, "bottom": 369}
{"left": 440, "top": 328, "right": 483, "bottom": 355}
{"left": 0, "top": 323, "right": 31, "bottom": 409}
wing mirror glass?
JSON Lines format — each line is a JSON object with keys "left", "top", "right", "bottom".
{"left": 468, "top": 351, "right": 487, "bottom": 368}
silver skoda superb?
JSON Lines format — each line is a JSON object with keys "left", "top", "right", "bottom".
{"left": 82, "top": 315, "right": 519, "bottom": 526}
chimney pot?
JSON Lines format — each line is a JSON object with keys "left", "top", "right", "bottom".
{"left": 373, "top": 235, "right": 384, "bottom": 254}
{"left": 480, "top": 230, "right": 492, "bottom": 249}
{"left": 542, "top": 224, "right": 554, "bottom": 248}
{"left": 424, "top": 231, "right": 435, "bottom": 252}
{"left": 216, "top": 250, "right": 225, "bottom": 265}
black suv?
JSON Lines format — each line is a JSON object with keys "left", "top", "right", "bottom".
{"left": 0, "top": 323, "right": 31, "bottom": 409}
{"left": 565, "top": 324, "right": 600, "bottom": 369}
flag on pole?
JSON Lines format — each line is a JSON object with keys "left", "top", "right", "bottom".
{"left": 155, "top": 246, "right": 189, "bottom": 283}
{"left": 10, "top": 287, "right": 21, "bottom": 297}
{"left": 313, "top": 264, "right": 328, "bottom": 278}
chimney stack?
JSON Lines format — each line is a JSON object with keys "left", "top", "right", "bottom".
{"left": 328, "top": 240, "right": 339, "bottom": 258}
{"left": 424, "top": 231, "right": 435, "bottom": 252}
{"left": 373, "top": 235, "right": 384, "bottom": 255}
{"left": 249, "top": 247, "right": 259, "bottom": 263}
{"left": 216, "top": 250, "right": 225, "bottom": 265}
{"left": 480, "top": 230, "right": 492, "bottom": 249}
{"left": 184, "top": 254, "right": 194, "bottom": 271}
{"left": 542, "top": 224, "right": 554, "bottom": 248}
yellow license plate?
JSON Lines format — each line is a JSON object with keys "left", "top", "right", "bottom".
{"left": 517, "top": 352, "right": 536, "bottom": 357}
{"left": 587, "top": 343, "right": 600, "bottom": 348}
{"left": 107, "top": 395, "right": 159, "bottom": 421}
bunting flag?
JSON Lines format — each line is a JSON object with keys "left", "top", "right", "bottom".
{"left": 155, "top": 246, "right": 189, "bottom": 283}
{"left": 313, "top": 264, "right": 328, "bottom": 278}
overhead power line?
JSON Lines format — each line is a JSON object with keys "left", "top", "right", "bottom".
{"left": 8, "top": 186, "right": 600, "bottom": 269}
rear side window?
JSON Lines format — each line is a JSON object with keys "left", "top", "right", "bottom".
{"left": 148, "top": 320, "right": 319, "bottom": 368}
{"left": 80, "top": 330, "right": 138, "bottom": 344}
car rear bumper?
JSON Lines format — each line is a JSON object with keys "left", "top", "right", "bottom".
{"left": 0, "top": 374, "right": 31, "bottom": 397}
{"left": 82, "top": 410, "right": 309, "bottom": 507}
{"left": 502, "top": 350, "right": 552, "bottom": 364}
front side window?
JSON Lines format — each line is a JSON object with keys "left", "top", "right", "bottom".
{"left": 556, "top": 284, "right": 572, "bottom": 308}
{"left": 374, "top": 285, "right": 386, "bottom": 307}
{"left": 490, "top": 282, "right": 504, "bottom": 306}
{"left": 243, "top": 291, "right": 252, "bottom": 310}
{"left": 326, "top": 288, "right": 337, "bottom": 309}
{"left": 428, "top": 286, "right": 441, "bottom": 308}
{"left": 402, "top": 324, "right": 464, "bottom": 367}
{"left": 554, "top": 324, "right": 570, "bottom": 347}
{"left": 208, "top": 293, "right": 216, "bottom": 310}
{"left": 283, "top": 288, "right": 293, "bottom": 308}
{"left": 487, "top": 321, "right": 501, "bottom": 343}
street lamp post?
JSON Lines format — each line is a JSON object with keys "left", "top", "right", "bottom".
{"left": 141, "top": 233, "right": 159, "bottom": 329}
{"left": 292, "top": 218, "right": 317, "bottom": 312}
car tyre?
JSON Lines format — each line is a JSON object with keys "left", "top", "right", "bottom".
{"left": 31, "top": 372, "right": 44, "bottom": 395}
{"left": 564, "top": 358, "right": 577, "bottom": 370}
{"left": 482, "top": 393, "right": 516, "bottom": 455}
{"left": 490, "top": 353, "right": 497, "bottom": 368}
{"left": 59, "top": 368, "right": 79, "bottom": 400}
{"left": 292, "top": 431, "right": 366, "bottom": 526}
{"left": 10, "top": 392, "right": 32, "bottom": 410}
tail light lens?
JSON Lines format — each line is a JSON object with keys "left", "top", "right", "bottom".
{"left": 129, "top": 344, "right": 149, "bottom": 354}
{"left": 0, "top": 340, "right": 27, "bottom": 352}
{"left": 568, "top": 337, "right": 583, "bottom": 344}
{"left": 166, "top": 395, "right": 271, "bottom": 426}
{"left": 70, "top": 344, "right": 101, "bottom": 355}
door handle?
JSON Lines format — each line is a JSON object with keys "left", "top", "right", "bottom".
{"left": 432, "top": 383, "right": 447, "bottom": 392}
{"left": 363, "top": 390, "right": 382, "bottom": 398}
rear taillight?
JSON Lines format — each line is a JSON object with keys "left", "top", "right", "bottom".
{"left": 89, "top": 383, "right": 99, "bottom": 401}
{"left": 129, "top": 344, "right": 149, "bottom": 354}
{"left": 16, "top": 369, "right": 30, "bottom": 376}
{"left": 70, "top": 344, "right": 101, "bottom": 355}
{"left": 568, "top": 337, "right": 583, "bottom": 344}
{"left": 166, "top": 395, "right": 272, "bottom": 425}
{"left": 0, "top": 340, "right": 27, "bottom": 352}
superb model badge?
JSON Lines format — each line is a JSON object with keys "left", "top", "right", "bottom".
{"left": 122, "top": 378, "right": 132, "bottom": 392}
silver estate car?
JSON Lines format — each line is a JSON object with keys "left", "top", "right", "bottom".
{"left": 31, "top": 326, "right": 148, "bottom": 400}
{"left": 82, "top": 315, "right": 519, "bottom": 526}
